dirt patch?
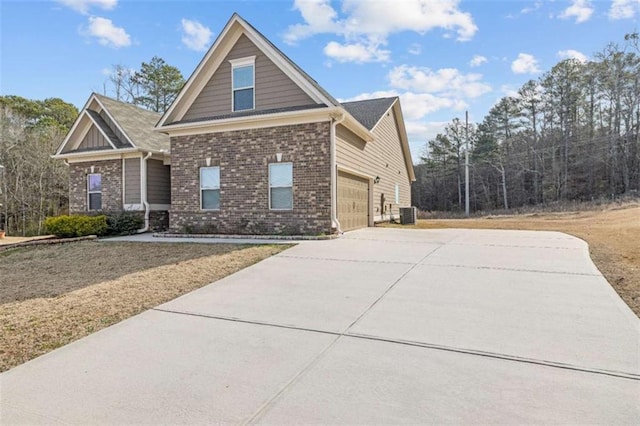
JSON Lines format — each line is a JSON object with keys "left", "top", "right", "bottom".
{"left": 0, "top": 242, "right": 290, "bottom": 372}
{"left": 391, "top": 203, "right": 640, "bottom": 317}
{"left": 0, "top": 241, "right": 264, "bottom": 303}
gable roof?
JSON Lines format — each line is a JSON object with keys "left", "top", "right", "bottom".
{"left": 341, "top": 97, "right": 397, "bottom": 131}
{"left": 94, "top": 94, "right": 169, "bottom": 152}
{"left": 156, "top": 13, "right": 340, "bottom": 129}
{"left": 55, "top": 93, "right": 170, "bottom": 157}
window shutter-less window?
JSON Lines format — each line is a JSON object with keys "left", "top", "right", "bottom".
{"left": 269, "top": 163, "right": 293, "bottom": 210}
{"left": 200, "top": 167, "right": 220, "bottom": 210}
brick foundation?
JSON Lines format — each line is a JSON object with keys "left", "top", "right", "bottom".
{"left": 169, "top": 122, "right": 332, "bottom": 235}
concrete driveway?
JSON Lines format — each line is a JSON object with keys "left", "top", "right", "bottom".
{"left": 1, "top": 228, "right": 639, "bottom": 424}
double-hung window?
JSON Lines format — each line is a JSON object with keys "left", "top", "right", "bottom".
{"left": 231, "top": 57, "right": 255, "bottom": 111}
{"left": 87, "top": 173, "right": 102, "bottom": 211}
{"left": 269, "top": 163, "right": 293, "bottom": 210}
{"left": 200, "top": 167, "right": 220, "bottom": 210}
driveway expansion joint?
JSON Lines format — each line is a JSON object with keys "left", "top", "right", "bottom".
{"left": 151, "top": 308, "right": 640, "bottom": 382}
{"left": 420, "top": 263, "right": 603, "bottom": 277}
{"left": 277, "top": 255, "right": 416, "bottom": 265}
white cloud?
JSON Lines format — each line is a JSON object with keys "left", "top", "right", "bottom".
{"left": 285, "top": 0, "right": 478, "bottom": 63}
{"left": 609, "top": 0, "right": 640, "bottom": 19}
{"left": 323, "top": 41, "right": 390, "bottom": 63}
{"left": 559, "top": 0, "right": 594, "bottom": 23}
{"left": 83, "top": 16, "right": 131, "bottom": 48}
{"left": 511, "top": 53, "right": 541, "bottom": 74}
{"left": 521, "top": 1, "right": 542, "bottom": 14}
{"left": 557, "top": 49, "right": 588, "bottom": 63}
{"left": 469, "top": 54, "right": 487, "bottom": 67}
{"left": 388, "top": 65, "right": 492, "bottom": 98}
{"left": 408, "top": 43, "right": 422, "bottom": 55}
{"left": 180, "top": 18, "right": 213, "bottom": 51}
{"left": 57, "top": 0, "right": 117, "bottom": 14}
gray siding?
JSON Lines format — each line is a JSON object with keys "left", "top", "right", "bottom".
{"left": 183, "top": 34, "right": 316, "bottom": 121}
{"left": 147, "top": 159, "right": 171, "bottom": 205}
{"left": 336, "top": 106, "right": 411, "bottom": 221}
{"left": 76, "top": 125, "right": 110, "bottom": 151}
{"left": 124, "top": 158, "right": 141, "bottom": 204}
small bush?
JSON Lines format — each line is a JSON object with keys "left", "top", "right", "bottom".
{"left": 106, "top": 211, "right": 144, "bottom": 236}
{"left": 44, "top": 215, "right": 107, "bottom": 238}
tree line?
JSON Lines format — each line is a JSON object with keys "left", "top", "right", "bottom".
{"left": 0, "top": 57, "right": 184, "bottom": 235}
{"left": 413, "top": 34, "right": 640, "bottom": 213}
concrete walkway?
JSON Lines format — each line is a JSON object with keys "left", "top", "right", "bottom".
{"left": 2, "top": 228, "right": 639, "bottom": 424}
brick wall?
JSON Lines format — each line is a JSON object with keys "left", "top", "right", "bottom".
{"left": 170, "top": 122, "right": 332, "bottom": 235}
{"left": 69, "top": 160, "right": 122, "bottom": 213}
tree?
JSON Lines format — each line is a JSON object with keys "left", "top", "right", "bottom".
{"left": 0, "top": 96, "right": 77, "bottom": 235}
{"left": 131, "top": 56, "right": 185, "bottom": 113}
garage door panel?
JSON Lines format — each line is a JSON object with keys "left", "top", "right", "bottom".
{"left": 338, "top": 171, "right": 369, "bottom": 231}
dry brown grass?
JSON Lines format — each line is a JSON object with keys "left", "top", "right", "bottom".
{"left": 0, "top": 242, "right": 290, "bottom": 372}
{"left": 391, "top": 203, "right": 640, "bottom": 317}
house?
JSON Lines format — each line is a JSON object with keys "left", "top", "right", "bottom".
{"left": 53, "top": 93, "right": 171, "bottom": 231}
{"left": 55, "top": 13, "right": 415, "bottom": 235}
{"left": 155, "top": 13, "right": 414, "bottom": 235}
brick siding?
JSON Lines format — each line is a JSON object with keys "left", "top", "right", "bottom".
{"left": 69, "top": 160, "right": 122, "bottom": 213}
{"left": 170, "top": 122, "right": 332, "bottom": 235}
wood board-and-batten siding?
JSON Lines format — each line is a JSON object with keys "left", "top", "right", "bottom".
{"left": 124, "top": 159, "right": 170, "bottom": 206}
{"left": 124, "top": 158, "right": 141, "bottom": 204}
{"left": 183, "top": 34, "right": 317, "bottom": 121}
{"left": 147, "top": 160, "right": 171, "bottom": 205}
{"left": 336, "top": 107, "right": 411, "bottom": 220}
{"left": 77, "top": 125, "right": 110, "bottom": 151}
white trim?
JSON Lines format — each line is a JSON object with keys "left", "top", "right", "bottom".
{"left": 336, "top": 165, "right": 375, "bottom": 180}
{"left": 156, "top": 14, "right": 337, "bottom": 127}
{"left": 268, "top": 162, "right": 293, "bottom": 211}
{"left": 149, "top": 204, "right": 171, "bottom": 211}
{"left": 87, "top": 173, "right": 102, "bottom": 211}
{"left": 370, "top": 98, "right": 396, "bottom": 132}
{"left": 229, "top": 56, "right": 255, "bottom": 67}
{"left": 124, "top": 204, "right": 143, "bottom": 211}
{"left": 53, "top": 148, "right": 164, "bottom": 162}
{"left": 55, "top": 94, "right": 97, "bottom": 155}
{"left": 231, "top": 57, "right": 255, "bottom": 112}
{"left": 121, "top": 158, "right": 126, "bottom": 206}
{"left": 93, "top": 95, "right": 137, "bottom": 148}
{"left": 200, "top": 166, "right": 221, "bottom": 211}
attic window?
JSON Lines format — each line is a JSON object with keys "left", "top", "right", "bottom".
{"left": 230, "top": 56, "right": 255, "bottom": 112}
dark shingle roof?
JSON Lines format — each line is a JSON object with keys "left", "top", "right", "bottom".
{"left": 85, "top": 109, "right": 131, "bottom": 149}
{"left": 94, "top": 94, "right": 170, "bottom": 152}
{"left": 341, "top": 97, "right": 397, "bottom": 130}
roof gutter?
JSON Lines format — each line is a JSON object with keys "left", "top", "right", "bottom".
{"left": 51, "top": 147, "right": 168, "bottom": 161}
{"left": 137, "top": 151, "right": 153, "bottom": 234}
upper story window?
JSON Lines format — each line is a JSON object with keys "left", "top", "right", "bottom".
{"left": 230, "top": 56, "right": 255, "bottom": 112}
{"left": 87, "top": 173, "right": 102, "bottom": 211}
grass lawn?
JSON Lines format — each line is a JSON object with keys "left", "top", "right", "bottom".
{"left": 388, "top": 203, "right": 640, "bottom": 318}
{"left": 0, "top": 241, "right": 290, "bottom": 372}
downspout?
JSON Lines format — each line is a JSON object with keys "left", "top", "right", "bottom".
{"left": 137, "top": 152, "right": 153, "bottom": 233}
{"left": 330, "top": 112, "right": 346, "bottom": 234}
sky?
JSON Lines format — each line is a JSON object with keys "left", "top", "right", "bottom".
{"left": 1, "top": 0, "right": 639, "bottom": 160}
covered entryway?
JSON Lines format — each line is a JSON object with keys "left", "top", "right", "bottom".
{"left": 337, "top": 170, "right": 369, "bottom": 231}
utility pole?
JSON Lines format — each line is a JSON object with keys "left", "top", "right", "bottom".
{"left": 465, "top": 111, "right": 470, "bottom": 216}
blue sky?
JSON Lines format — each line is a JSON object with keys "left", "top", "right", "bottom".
{"left": 1, "top": 0, "right": 639, "bottom": 160}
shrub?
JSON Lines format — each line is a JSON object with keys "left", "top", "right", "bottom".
{"left": 105, "top": 211, "right": 144, "bottom": 236}
{"left": 44, "top": 215, "right": 108, "bottom": 238}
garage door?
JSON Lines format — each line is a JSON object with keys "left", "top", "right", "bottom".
{"left": 337, "top": 171, "right": 369, "bottom": 231}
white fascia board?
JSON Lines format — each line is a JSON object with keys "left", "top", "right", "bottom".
{"left": 93, "top": 96, "right": 137, "bottom": 147}
{"left": 55, "top": 94, "right": 98, "bottom": 155}
{"left": 155, "top": 107, "right": 340, "bottom": 137}
{"left": 157, "top": 19, "right": 243, "bottom": 127}
{"left": 85, "top": 111, "right": 118, "bottom": 150}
